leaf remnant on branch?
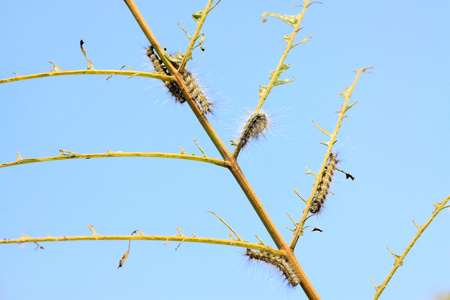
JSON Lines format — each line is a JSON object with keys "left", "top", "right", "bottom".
{"left": 80, "top": 40, "right": 94, "bottom": 70}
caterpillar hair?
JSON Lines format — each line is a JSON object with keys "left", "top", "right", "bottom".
{"left": 181, "top": 68, "right": 212, "bottom": 114}
{"left": 310, "top": 153, "right": 339, "bottom": 214}
{"left": 169, "top": 58, "right": 213, "bottom": 115}
{"left": 236, "top": 112, "right": 269, "bottom": 151}
{"left": 245, "top": 249, "right": 300, "bottom": 287}
{"left": 145, "top": 46, "right": 186, "bottom": 103}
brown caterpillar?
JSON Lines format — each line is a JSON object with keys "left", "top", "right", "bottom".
{"left": 145, "top": 46, "right": 186, "bottom": 103}
{"left": 236, "top": 112, "right": 269, "bottom": 151}
{"left": 310, "top": 153, "right": 338, "bottom": 214}
{"left": 245, "top": 249, "right": 300, "bottom": 287}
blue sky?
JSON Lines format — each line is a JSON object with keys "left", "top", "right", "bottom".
{"left": 1, "top": 1, "right": 449, "bottom": 300}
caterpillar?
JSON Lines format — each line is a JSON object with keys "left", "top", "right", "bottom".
{"left": 169, "top": 58, "right": 213, "bottom": 115}
{"left": 236, "top": 112, "right": 269, "bottom": 151}
{"left": 145, "top": 46, "right": 186, "bottom": 103}
{"left": 245, "top": 249, "right": 300, "bottom": 287}
{"left": 181, "top": 68, "right": 212, "bottom": 114}
{"left": 310, "top": 153, "right": 338, "bottom": 214}
{"left": 147, "top": 47, "right": 212, "bottom": 114}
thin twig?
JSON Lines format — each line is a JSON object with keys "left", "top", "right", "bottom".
{"left": 0, "top": 151, "right": 230, "bottom": 169}
{"left": 0, "top": 69, "right": 173, "bottom": 85}
{"left": 206, "top": 211, "right": 243, "bottom": 241}
{"left": 193, "top": 138, "right": 207, "bottom": 157}
{"left": 232, "top": 2, "right": 311, "bottom": 159}
{"left": 289, "top": 66, "right": 371, "bottom": 250}
{"left": 255, "top": 3, "right": 309, "bottom": 113}
{"left": 1, "top": 231, "right": 285, "bottom": 257}
{"left": 372, "top": 194, "right": 450, "bottom": 299}
{"left": 178, "top": 0, "right": 214, "bottom": 72}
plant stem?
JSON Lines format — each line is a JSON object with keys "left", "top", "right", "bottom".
{"left": 289, "top": 67, "right": 370, "bottom": 250}
{"left": 255, "top": 0, "right": 309, "bottom": 112}
{"left": 0, "top": 151, "right": 230, "bottom": 169}
{"left": 0, "top": 70, "right": 172, "bottom": 85}
{"left": 372, "top": 194, "right": 450, "bottom": 299}
{"left": 123, "top": 1, "right": 320, "bottom": 298}
{"left": 177, "top": 0, "right": 213, "bottom": 71}
{"left": 0, "top": 232, "right": 283, "bottom": 256}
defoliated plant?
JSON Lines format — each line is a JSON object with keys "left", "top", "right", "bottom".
{"left": 1, "top": 1, "right": 448, "bottom": 300}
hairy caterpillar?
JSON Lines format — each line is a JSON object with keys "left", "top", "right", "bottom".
{"left": 181, "top": 68, "right": 212, "bottom": 114}
{"left": 145, "top": 46, "right": 186, "bottom": 103}
{"left": 169, "top": 58, "right": 213, "bottom": 115}
{"left": 310, "top": 153, "right": 339, "bottom": 214}
{"left": 245, "top": 249, "right": 300, "bottom": 287}
{"left": 236, "top": 112, "right": 269, "bottom": 151}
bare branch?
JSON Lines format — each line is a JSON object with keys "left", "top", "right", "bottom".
{"left": 290, "top": 66, "right": 371, "bottom": 250}
{"left": 206, "top": 211, "right": 243, "bottom": 241}
{"left": 1, "top": 231, "right": 285, "bottom": 257}
{"left": 372, "top": 194, "right": 450, "bottom": 300}
{"left": 0, "top": 69, "right": 173, "bottom": 85}
{"left": 0, "top": 150, "right": 230, "bottom": 169}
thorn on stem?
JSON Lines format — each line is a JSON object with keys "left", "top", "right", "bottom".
{"left": 175, "top": 225, "right": 183, "bottom": 236}
{"left": 49, "top": 61, "right": 62, "bottom": 72}
{"left": 255, "top": 235, "right": 266, "bottom": 245}
{"left": 86, "top": 225, "right": 99, "bottom": 237}
{"left": 193, "top": 138, "right": 207, "bottom": 157}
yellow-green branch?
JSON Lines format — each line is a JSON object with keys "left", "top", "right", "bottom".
{"left": 255, "top": 1, "right": 310, "bottom": 112}
{"left": 178, "top": 0, "right": 214, "bottom": 72}
{"left": 0, "top": 151, "right": 230, "bottom": 168}
{"left": 372, "top": 194, "right": 450, "bottom": 300}
{"left": 1, "top": 231, "right": 284, "bottom": 257}
{"left": 289, "top": 66, "right": 371, "bottom": 250}
{"left": 232, "top": 1, "right": 311, "bottom": 159}
{"left": 0, "top": 70, "right": 173, "bottom": 85}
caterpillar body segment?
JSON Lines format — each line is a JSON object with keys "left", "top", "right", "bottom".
{"left": 310, "top": 153, "right": 338, "bottom": 214}
{"left": 146, "top": 46, "right": 186, "bottom": 103}
{"left": 245, "top": 249, "right": 300, "bottom": 287}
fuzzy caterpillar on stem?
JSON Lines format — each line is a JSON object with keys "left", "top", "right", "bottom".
{"left": 245, "top": 249, "right": 300, "bottom": 287}
{"left": 170, "top": 59, "right": 213, "bottom": 115}
{"left": 236, "top": 112, "right": 269, "bottom": 152}
{"left": 183, "top": 69, "right": 212, "bottom": 114}
{"left": 310, "top": 153, "right": 338, "bottom": 214}
{"left": 145, "top": 46, "right": 186, "bottom": 103}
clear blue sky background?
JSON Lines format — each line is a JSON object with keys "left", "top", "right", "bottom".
{"left": 1, "top": 1, "right": 449, "bottom": 300}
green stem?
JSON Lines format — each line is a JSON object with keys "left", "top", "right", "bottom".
{"left": 0, "top": 70, "right": 172, "bottom": 85}
{"left": 1, "top": 232, "right": 284, "bottom": 257}
{"left": 0, "top": 151, "right": 230, "bottom": 169}
{"left": 289, "top": 66, "right": 370, "bottom": 250}
{"left": 232, "top": 1, "right": 310, "bottom": 160}
{"left": 178, "top": 0, "right": 213, "bottom": 72}
{"left": 255, "top": 0, "right": 309, "bottom": 112}
{"left": 372, "top": 194, "right": 450, "bottom": 299}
